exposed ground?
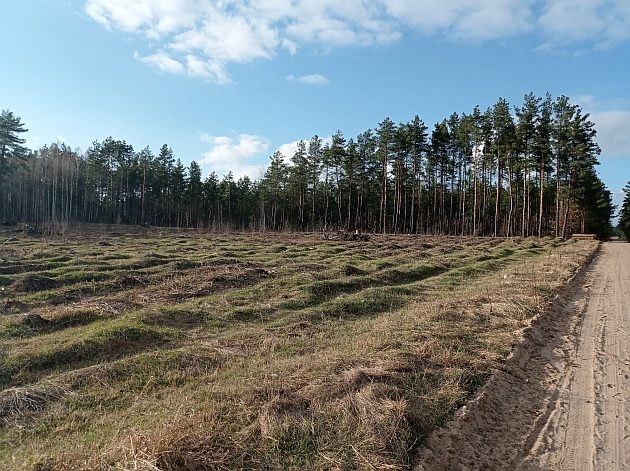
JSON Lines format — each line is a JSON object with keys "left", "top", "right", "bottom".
{"left": 414, "top": 242, "right": 630, "bottom": 470}
{"left": 0, "top": 226, "right": 597, "bottom": 470}
{"left": 524, "top": 242, "right": 630, "bottom": 470}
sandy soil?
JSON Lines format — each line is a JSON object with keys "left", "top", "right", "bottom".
{"left": 414, "top": 242, "right": 630, "bottom": 471}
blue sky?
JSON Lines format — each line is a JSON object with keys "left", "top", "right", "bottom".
{"left": 2, "top": 1, "right": 629, "bottom": 214}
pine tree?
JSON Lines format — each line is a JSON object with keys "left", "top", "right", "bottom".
{"left": 186, "top": 161, "right": 202, "bottom": 227}
{"left": 307, "top": 136, "right": 323, "bottom": 231}
{"left": 376, "top": 118, "right": 396, "bottom": 233}
{"left": 262, "top": 151, "right": 288, "bottom": 230}
{"left": 429, "top": 121, "right": 450, "bottom": 233}
{"left": 329, "top": 130, "right": 347, "bottom": 229}
{"left": 156, "top": 144, "right": 175, "bottom": 225}
{"left": 515, "top": 93, "right": 541, "bottom": 236}
{"left": 492, "top": 98, "right": 515, "bottom": 237}
{"left": 202, "top": 172, "right": 220, "bottom": 228}
{"left": 534, "top": 94, "right": 553, "bottom": 236}
{"left": 0, "top": 110, "right": 29, "bottom": 223}
{"left": 344, "top": 139, "right": 358, "bottom": 230}
{"left": 0, "top": 110, "right": 28, "bottom": 166}
{"left": 136, "top": 147, "right": 153, "bottom": 224}
{"left": 407, "top": 116, "right": 428, "bottom": 233}
{"left": 289, "top": 141, "right": 308, "bottom": 230}
{"left": 355, "top": 130, "right": 377, "bottom": 231}
{"left": 450, "top": 113, "right": 474, "bottom": 235}
{"left": 552, "top": 96, "right": 576, "bottom": 237}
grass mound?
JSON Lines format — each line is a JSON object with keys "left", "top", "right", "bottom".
{"left": 12, "top": 274, "right": 58, "bottom": 292}
{"left": 1, "top": 320, "right": 172, "bottom": 386}
{"left": 0, "top": 381, "right": 64, "bottom": 423}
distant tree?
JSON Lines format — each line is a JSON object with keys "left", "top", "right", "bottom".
{"left": 156, "top": 144, "right": 175, "bottom": 225}
{"left": 136, "top": 146, "right": 153, "bottom": 224}
{"left": 262, "top": 151, "right": 288, "bottom": 230}
{"left": 534, "top": 94, "right": 554, "bottom": 236}
{"left": 491, "top": 98, "right": 515, "bottom": 236}
{"left": 0, "top": 110, "right": 29, "bottom": 222}
{"left": 428, "top": 121, "right": 450, "bottom": 233}
{"left": 572, "top": 169, "right": 613, "bottom": 239}
{"left": 0, "top": 110, "right": 28, "bottom": 167}
{"left": 329, "top": 130, "right": 347, "bottom": 228}
{"left": 289, "top": 140, "right": 308, "bottom": 230}
{"left": 392, "top": 123, "right": 409, "bottom": 233}
{"left": 235, "top": 175, "right": 256, "bottom": 229}
{"left": 218, "top": 171, "right": 235, "bottom": 228}
{"left": 186, "top": 161, "right": 202, "bottom": 227}
{"left": 307, "top": 136, "right": 323, "bottom": 231}
{"left": 355, "top": 130, "right": 377, "bottom": 231}
{"left": 376, "top": 118, "right": 396, "bottom": 233}
{"left": 515, "top": 93, "right": 541, "bottom": 236}
{"left": 552, "top": 96, "right": 576, "bottom": 237}
{"left": 407, "top": 116, "right": 428, "bottom": 233}
{"left": 618, "top": 182, "right": 630, "bottom": 240}
{"left": 202, "top": 172, "right": 220, "bottom": 227}
{"left": 450, "top": 113, "right": 474, "bottom": 235}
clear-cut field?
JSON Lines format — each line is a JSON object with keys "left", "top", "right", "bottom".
{"left": 0, "top": 227, "right": 596, "bottom": 470}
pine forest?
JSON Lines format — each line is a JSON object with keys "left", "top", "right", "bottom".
{"left": 0, "top": 93, "right": 615, "bottom": 238}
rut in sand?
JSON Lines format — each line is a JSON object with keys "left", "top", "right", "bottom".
{"left": 415, "top": 242, "right": 630, "bottom": 471}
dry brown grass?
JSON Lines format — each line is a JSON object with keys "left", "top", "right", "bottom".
{"left": 0, "top": 382, "right": 65, "bottom": 424}
{"left": 0, "top": 228, "right": 597, "bottom": 470}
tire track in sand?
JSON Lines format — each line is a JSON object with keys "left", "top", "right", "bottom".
{"left": 414, "top": 243, "right": 630, "bottom": 470}
{"left": 525, "top": 243, "right": 630, "bottom": 470}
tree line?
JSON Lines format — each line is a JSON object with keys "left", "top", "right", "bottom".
{"left": 0, "top": 93, "right": 615, "bottom": 238}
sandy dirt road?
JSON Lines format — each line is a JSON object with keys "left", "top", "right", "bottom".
{"left": 415, "top": 242, "right": 630, "bottom": 470}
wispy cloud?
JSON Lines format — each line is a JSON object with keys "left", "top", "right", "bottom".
{"left": 286, "top": 74, "right": 330, "bottom": 85}
{"left": 138, "top": 51, "right": 185, "bottom": 75}
{"left": 86, "top": 0, "right": 630, "bottom": 83}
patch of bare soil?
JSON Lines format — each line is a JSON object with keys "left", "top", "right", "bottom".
{"left": 155, "top": 262, "right": 273, "bottom": 301}
{"left": 414, "top": 243, "right": 630, "bottom": 471}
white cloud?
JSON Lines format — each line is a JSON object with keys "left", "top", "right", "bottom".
{"left": 199, "top": 133, "right": 269, "bottom": 179}
{"left": 136, "top": 51, "right": 231, "bottom": 83}
{"left": 286, "top": 74, "right": 330, "bottom": 85}
{"left": 539, "top": 0, "right": 630, "bottom": 48}
{"left": 281, "top": 38, "right": 298, "bottom": 55}
{"left": 277, "top": 140, "right": 301, "bottom": 161}
{"left": 139, "top": 52, "right": 185, "bottom": 74}
{"left": 385, "top": 0, "right": 535, "bottom": 41}
{"left": 185, "top": 54, "right": 231, "bottom": 84}
{"left": 200, "top": 133, "right": 334, "bottom": 180}
{"left": 590, "top": 110, "right": 630, "bottom": 158}
{"left": 85, "top": 0, "right": 199, "bottom": 37}
{"left": 85, "top": 0, "right": 630, "bottom": 83}
{"left": 277, "top": 135, "right": 333, "bottom": 162}
{"left": 573, "top": 95, "right": 630, "bottom": 159}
